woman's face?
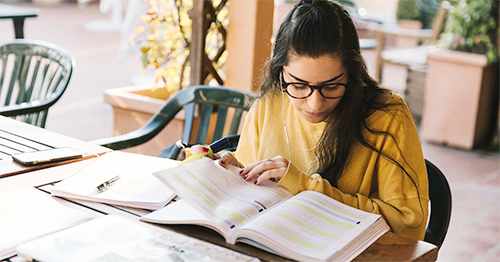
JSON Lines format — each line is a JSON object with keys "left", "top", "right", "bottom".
{"left": 282, "top": 54, "right": 348, "bottom": 123}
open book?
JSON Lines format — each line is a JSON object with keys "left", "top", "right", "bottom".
{"left": 51, "top": 151, "right": 177, "bottom": 210}
{"left": 142, "top": 158, "right": 390, "bottom": 262}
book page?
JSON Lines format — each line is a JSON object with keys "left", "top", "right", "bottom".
{"left": 141, "top": 199, "right": 226, "bottom": 236}
{"left": 51, "top": 151, "right": 177, "bottom": 210}
{"left": 234, "top": 190, "right": 387, "bottom": 261}
{"left": 153, "top": 158, "right": 294, "bottom": 237}
{"left": 0, "top": 187, "right": 93, "bottom": 260}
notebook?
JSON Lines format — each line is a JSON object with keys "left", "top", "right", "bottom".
{"left": 50, "top": 151, "right": 177, "bottom": 210}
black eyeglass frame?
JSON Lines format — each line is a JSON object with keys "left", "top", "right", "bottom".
{"left": 280, "top": 71, "right": 347, "bottom": 99}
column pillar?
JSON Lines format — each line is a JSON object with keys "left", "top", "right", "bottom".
{"left": 225, "top": 0, "right": 274, "bottom": 92}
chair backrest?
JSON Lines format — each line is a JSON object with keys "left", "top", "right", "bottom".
{"left": 91, "top": 85, "right": 257, "bottom": 150}
{"left": 179, "top": 86, "right": 256, "bottom": 145}
{"left": 424, "top": 159, "right": 452, "bottom": 248}
{"left": 372, "top": 1, "right": 450, "bottom": 82}
{"left": 427, "top": 1, "right": 451, "bottom": 44}
{"left": 0, "top": 39, "right": 74, "bottom": 128}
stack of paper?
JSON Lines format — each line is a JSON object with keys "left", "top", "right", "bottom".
{"left": 51, "top": 151, "right": 177, "bottom": 210}
{"left": 0, "top": 187, "right": 93, "bottom": 260}
{"left": 17, "top": 215, "right": 259, "bottom": 262}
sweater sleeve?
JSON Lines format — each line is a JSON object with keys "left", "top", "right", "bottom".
{"left": 278, "top": 101, "right": 429, "bottom": 241}
{"left": 277, "top": 160, "right": 428, "bottom": 240}
{"left": 278, "top": 164, "right": 382, "bottom": 216}
{"left": 234, "top": 100, "right": 261, "bottom": 166}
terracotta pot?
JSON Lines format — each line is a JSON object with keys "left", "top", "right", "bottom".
{"left": 421, "top": 48, "right": 499, "bottom": 150}
{"left": 104, "top": 85, "right": 185, "bottom": 156}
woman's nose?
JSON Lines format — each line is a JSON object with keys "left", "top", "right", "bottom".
{"left": 307, "top": 90, "right": 324, "bottom": 110}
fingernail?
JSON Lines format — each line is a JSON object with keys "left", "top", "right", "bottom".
{"left": 243, "top": 175, "right": 248, "bottom": 179}
{"left": 254, "top": 180, "right": 258, "bottom": 185}
{"left": 238, "top": 170, "right": 243, "bottom": 175}
{"left": 202, "top": 147, "right": 209, "bottom": 153}
{"left": 219, "top": 159, "right": 225, "bottom": 165}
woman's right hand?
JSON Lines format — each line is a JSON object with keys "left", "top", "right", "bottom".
{"left": 238, "top": 156, "right": 288, "bottom": 185}
{"left": 189, "top": 145, "right": 240, "bottom": 168}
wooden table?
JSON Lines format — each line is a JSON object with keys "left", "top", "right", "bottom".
{"left": 0, "top": 116, "right": 438, "bottom": 261}
{"left": 0, "top": 4, "right": 39, "bottom": 39}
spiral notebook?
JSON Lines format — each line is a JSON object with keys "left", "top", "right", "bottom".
{"left": 50, "top": 151, "right": 177, "bottom": 210}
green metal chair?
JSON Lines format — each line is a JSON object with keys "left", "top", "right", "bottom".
{"left": 424, "top": 159, "right": 452, "bottom": 248}
{"left": 0, "top": 39, "right": 74, "bottom": 128}
{"left": 89, "top": 85, "right": 257, "bottom": 150}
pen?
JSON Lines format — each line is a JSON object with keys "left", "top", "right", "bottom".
{"left": 180, "top": 135, "right": 240, "bottom": 164}
{"left": 96, "top": 176, "right": 120, "bottom": 192}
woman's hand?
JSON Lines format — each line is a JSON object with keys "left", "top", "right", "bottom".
{"left": 189, "top": 145, "right": 240, "bottom": 167}
{"left": 239, "top": 155, "right": 288, "bottom": 185}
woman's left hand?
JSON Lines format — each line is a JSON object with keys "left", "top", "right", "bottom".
{"left": 239, "top": 155, "right": 288, "bottom": 185}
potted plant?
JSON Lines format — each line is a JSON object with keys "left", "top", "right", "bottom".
{"left": 106, "top": 0, "right": 229, "bottom": 155}
{"left": 421, "top": 0, "right": 499, "bottom": 150}
{"left": 394, "top": 0, "right": 446, "bottom": 46}
{"left": 132, "top": 0, "right": 228, "bottom": 92}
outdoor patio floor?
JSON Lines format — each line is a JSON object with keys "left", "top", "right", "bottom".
{"left": 1, "top": 1, "right": 499, "bottom": 261}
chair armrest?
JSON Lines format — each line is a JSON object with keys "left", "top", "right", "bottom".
{"left": 0, "top": 96, "right": 60, "bottom": 116}
{"left": 89, "top": 85, "right": 256, "bottom": 151}
{"left": 88, "top": 121, "right": 166, "bottom": 150}
{"left": 88, "top": 98, "right": 183, "bottom": 150}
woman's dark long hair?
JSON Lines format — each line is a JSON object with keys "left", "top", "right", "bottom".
{"left": 260, "top": 0, "right": 415, "bottom": 187}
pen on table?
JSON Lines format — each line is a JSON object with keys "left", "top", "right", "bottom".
{"left": 180, "top": 135, "right": 240, "bottom": 164}
{"left": 96, "top": 175, "right": 120, "bottom": 192}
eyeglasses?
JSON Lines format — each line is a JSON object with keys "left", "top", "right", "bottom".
{"left": 280, "top": 71, "right": 347, "bottom": 99}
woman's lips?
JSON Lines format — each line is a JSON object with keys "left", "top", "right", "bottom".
{"left": 305, "top": 111, "right": 324, "bottom": 117}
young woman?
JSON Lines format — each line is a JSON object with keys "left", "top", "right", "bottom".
{"left": 192, "top": 0, "right": 429, "bottom": 241}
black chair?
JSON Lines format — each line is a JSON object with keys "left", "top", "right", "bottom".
{"left": 424, "top": 159, "right": 452, "bottom": 248}
{"left": 89, "top": 85, "right": 256, "bottom": 150}
{"left": 0, "top": 39, "right": 75, "bottom": 127}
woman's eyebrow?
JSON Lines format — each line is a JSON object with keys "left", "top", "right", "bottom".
{"left": 289, "top": 72, "right": 345, "bottom": 84}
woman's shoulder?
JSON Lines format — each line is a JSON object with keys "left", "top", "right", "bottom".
{"left": 384, "top": 91, "right": 406, "bottom": 105}
{"left": 374, "top": 89, "right": 405, "bottom": 106}
{"left": 367, "top": 90, "right": 401, "bottom": 112}
{"left": 367, "top": 91, "right": 412, "bottom": 124}
{"left": 251, "top": 93, "right": 283, "bottom": 111}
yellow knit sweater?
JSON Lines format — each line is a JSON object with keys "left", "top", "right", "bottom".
{"left": 235, "top": 92, "right": 429, "bottom": 240}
